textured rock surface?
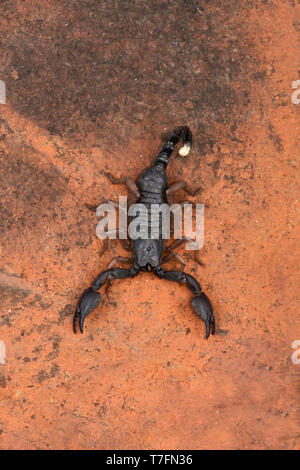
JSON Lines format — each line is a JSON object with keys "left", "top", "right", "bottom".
{"left": 0, "top": 0, "right": 299, "bottom": 449}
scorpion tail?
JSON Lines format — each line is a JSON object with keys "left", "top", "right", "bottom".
{"left": 154, "top": 126, "right": 192, "bottom": 167}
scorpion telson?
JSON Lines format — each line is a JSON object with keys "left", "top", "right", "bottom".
{"left": 73, "top": 126, "right": 215, "bottom": 339}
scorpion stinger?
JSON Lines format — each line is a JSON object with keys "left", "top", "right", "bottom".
{"left": 73, "top": 126, "right": 216, "bottom": 339}
{"left": 154, "top": 126, "right": 192, "bottom": 167}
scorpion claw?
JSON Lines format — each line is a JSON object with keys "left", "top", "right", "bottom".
{"left": 73, "top": 288, "right": 101, "bottom": 334}
{"left": 73, "top": 306, "right": 80, "bottom": 334}
{"left": 192, "top": 292, "right": 215, "bottom": 339}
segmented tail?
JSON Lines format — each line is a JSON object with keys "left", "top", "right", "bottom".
{"left": 154, "top": 126, "right": 192, "bottom": 167}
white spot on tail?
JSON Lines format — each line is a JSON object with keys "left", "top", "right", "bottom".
{"left": 0, "top": 340, "right": 6, "bottom": 364}
{"left": 178, "top": 143, "right": 191, "bottom": 157}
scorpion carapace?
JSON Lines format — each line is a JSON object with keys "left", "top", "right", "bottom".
{"left": 73, "top": 126, "right": 215, "bottom": 339}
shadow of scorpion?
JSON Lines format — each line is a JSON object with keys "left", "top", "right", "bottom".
{"left": 73, "top": 126, "right": 215, "bottom": 339}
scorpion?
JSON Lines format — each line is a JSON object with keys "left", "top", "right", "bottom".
{"left": 73, "top": 126, "right": 215, "bottom": 339}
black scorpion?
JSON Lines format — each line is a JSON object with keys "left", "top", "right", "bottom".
{"left": 73, "top": 126, "right": 215, "bottom": 339}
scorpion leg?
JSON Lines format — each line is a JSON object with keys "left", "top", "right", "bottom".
{"left": 166, "top": 237, "right": 193, "bottom": 251}
{"left": 170, "top": 200, "right": 195, "bottom": 235}
{"left": 194, "top": 250, "right": 203, "bottom": 266}
{"left": 162, "top": 251, "right": 185, "bottom": 270}
{"left": 166, "top": 181, "right": 201, "bottom": 205}
{"left": 98, "top": 229, "right": 131, "bottom": 258}
{"left": 104, "top": 172, "right": 140, "bottom": 199}
{"left": 166, "top": 237, "right": 204, "bottom": 266}
{"left": 73, "top": 265, "right": 140, "bottom": 334}
{"left": 155, "top": 268, "right": 215, "bottom": 339}
{"left": 107, "top": 256, "right": 133, "bottom": 269}
{"left": 86, "top": 200, "right": 124, "bottom": 257}
{"left": 120, "top": 238, "right": 132, "bottom": 251}
{"left": 95, "top": 198, "right": 132, "bottom": 255}
{"left": 168, "top": 198, "right": 203, "bottom": 266}
{"left": 85, "top": 199, "right": 122, "bottom": 212}
{"left": 98, "top": 238, "right": 110, "bottom": 257}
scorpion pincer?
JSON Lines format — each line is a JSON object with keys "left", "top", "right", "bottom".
{"left": 73, "top": 126, "right": 215, "bottom": 339}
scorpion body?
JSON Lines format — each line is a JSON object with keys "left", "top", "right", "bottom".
{"left": 73, "top": 126, "right": 215, "bottom": 339}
